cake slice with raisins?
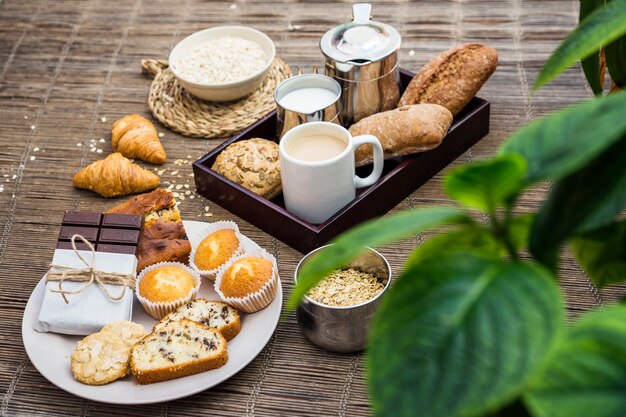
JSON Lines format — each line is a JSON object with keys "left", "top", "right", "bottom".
{"left": 131, "top": 319, "right": 227, "bottom": 384}
{"left": 153, "top": 299, "right": 241, "bottom": 341}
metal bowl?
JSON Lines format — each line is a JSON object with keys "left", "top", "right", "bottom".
{"left": 294, "top": 244, "right": 391, "bottom": 353}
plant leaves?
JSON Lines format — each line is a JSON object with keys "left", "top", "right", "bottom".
{"left": 407, "top": 225, "right": 505, "bottom": 266}
{"left": 604, "top": 18, "right": 626, "bottom": 88}
{"left": 444, "top": 154, "right": 527, "bottom": 212}
{"left": 524, "top": 306, "right": 626, "bottom": 417}
{"left": 367, "top": 255, "right": 564, "bottom": 417}
{"left": 508, "top": 213, "right": 534, "bottom": 252}
{"left": 534, "top": 0, "right": 626, "bottom": 90}
{"left": 570, "top": 219, "right": 626, "bottom": 288}
{"left": 499, "top": 91, "right": 626, "bottom": 184}
{"left": 529, "top": 134, "right": 626, "bottom": 268}
{"left": 287, "top": 206, "right": 469, "bottom": 309}
{"left": 580, "top": 0, "right": 606, "bottom": 95}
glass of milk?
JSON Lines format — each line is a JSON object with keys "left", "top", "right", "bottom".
{"left": 274, "top": 74, "right": 342, "bottom": 139}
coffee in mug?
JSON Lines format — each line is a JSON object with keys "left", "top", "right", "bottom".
{"left": 279, "top": 122, "right": 384, "bottom": 224}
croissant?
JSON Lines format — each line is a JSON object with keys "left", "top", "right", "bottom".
{"left": 73, "top": 152, "right": 160, "bottom": 198}
{"left": 112, "top": 114, "right": 166, "bottom": 164}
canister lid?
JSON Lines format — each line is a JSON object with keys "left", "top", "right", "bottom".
{"left": 320, "top": 3, "right": 401, "bottom": 65}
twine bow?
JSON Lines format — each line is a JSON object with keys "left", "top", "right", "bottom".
{"left": 46, "top": 234, "right": 136, "bottom": 304}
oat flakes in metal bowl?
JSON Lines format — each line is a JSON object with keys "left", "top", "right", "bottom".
{"left": 307, "top": 268, "right": 385, "bottom": 307}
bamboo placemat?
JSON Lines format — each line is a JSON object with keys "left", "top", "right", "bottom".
{"left": 144, "top": 57, "right": 292, "bottom": 139}
{"left": 1, "top": 0, "right": 624, "bottom": 416}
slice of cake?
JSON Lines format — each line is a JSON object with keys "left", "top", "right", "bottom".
{"left": 153, "top": 299, "right": 241, "bottom": 341}
{"left": 131, "top": 319, "right": 228, "bottom": 384}
{"left": 106, "top": 188, "right": 191, "bottom": 272}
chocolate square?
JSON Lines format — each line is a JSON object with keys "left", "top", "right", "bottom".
{"left": 62, "top": 211, "right": 102, "bottom": 227}
{"left": 98, "top": 228, "right": 141, "bottom": 245}
{"left": 102, "top": 213, "right": 143, "bottom": 230}
{"left": 58, "top": 226, "right": 99, "bottom": 243}
{"left": 97, "top": 243, "right": 139, "bottom": 256}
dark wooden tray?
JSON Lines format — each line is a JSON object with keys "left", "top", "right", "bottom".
{"left": 193, "top": 69, "right": 490, "bottom": 253}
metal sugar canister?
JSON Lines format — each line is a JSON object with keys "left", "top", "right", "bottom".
{"left": 320, "top": 3, "right": 402, "bottom": 126}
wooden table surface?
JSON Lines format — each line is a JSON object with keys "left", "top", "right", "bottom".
{"left": 1, "top": 0, "right": 622, "bottom": 416}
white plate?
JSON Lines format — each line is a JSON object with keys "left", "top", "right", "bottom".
{"left": 21, "top": 220, "right": 282, "bottom": 405}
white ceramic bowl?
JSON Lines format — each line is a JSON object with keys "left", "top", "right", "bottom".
{"left": 169, "top": 26, "right": 276, "bottom": 102}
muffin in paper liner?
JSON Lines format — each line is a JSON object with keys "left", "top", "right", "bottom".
{"left": 188, "top": 220, "right": 245, "bottom": 281}
{"left": 214, "top": 248, "right": 279, "bottom": 313}
{"left": 136, "top": 262, "right": 201, "bottom": 319}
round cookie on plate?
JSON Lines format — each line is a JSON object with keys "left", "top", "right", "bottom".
{"left": 215, "top": 247, "right": 278, "bottom": 313}
{"left": 211, "top": 138, "right": 281, "bottom": 200}
{"left": 189, "top": 220, "right": 244, "bottom": 280}
{"left": 71, "top": 332, "right": 130, "bottom": 385}
{"left": 101, "top": 320, "right": 147, "bottom": 347}
{"left": 136, "top": 262, "right": 201, "bottom": 319}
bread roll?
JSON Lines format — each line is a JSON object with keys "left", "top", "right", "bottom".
{"left": 349, "top": 104, "right": 453, "bottom": 166}
{"left": 399, "top": 43, "right": 498, "bottom": 115}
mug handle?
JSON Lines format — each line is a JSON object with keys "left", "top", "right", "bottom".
{"left": 352, "top": 135, "right": 384, "bottom": 188}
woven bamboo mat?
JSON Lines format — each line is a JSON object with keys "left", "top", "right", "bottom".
{"left": 0, "top": 0, "right": 623, "bottom": 416}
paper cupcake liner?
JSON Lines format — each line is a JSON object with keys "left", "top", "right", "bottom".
{"left": 189, "top": 220, "right": 245, "bottom": 281}
{"left": 214, "top": 248, "right": 279, "bottom": 313}
{"left": 136, "top": 262, "right": 201, "bottom": 319}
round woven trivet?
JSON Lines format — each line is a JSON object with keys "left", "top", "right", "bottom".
{"left": 141, "top": 58, "right": 292, "bottom": 139}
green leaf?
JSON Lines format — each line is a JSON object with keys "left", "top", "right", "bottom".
{"left": 368, "top": 255, "right": 564, "bottom": 417}
{"left": 524, "top": 306, "right": 626, "bottom": 417}
{"left": 499, "top": 91, "right": 626, "bottom": 184}
{"left": 529, "top": 135, "right": 626, "bottom": 268}
{"left": 407, "top": 225, "right": 505, "bottom": 266}
{"left": 605, "top": 18, "right": 626, "bottom": 88}
{"left": 534, "top": 0, "right": 626, "bottom": 90}
{"left": 579, "top": 0, "right": 605, "bottom": 95}
{"left": 508, "top": 213, "right": 534, "bottom": 252}
{"left": 571, "top": 219, "right": 626, "bottom": 287}
{"left": 288, "top": 207, "right": 469, "bottom": 309}
{"left": 444, "top": 154, "right": 527, "bottom": 212}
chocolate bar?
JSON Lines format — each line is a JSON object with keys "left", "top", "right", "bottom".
{"left": 58, "top": 210, "right": 143, "bottom": 256}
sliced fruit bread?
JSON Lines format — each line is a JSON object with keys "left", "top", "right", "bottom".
{"left": 131, "top": 319, "right": 227, "bottom": 384}
{"left": 153, "top": 298, "right": 241, "bottom": 341}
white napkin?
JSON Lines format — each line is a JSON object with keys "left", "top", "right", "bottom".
{"left": 33, "top": 249, "right": 136, "bottom": 335}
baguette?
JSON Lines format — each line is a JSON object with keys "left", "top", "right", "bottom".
{"left": 349, "top": 104, "right": 453, "bottom": 166}
{"left": 399, "top": 43, "right": 498, "bottom": 115}
{"left": 153, "top": 299, "right": 241, "bottom": 341}
{"left": 130, "top": 319, "right": 228, "bottom": 384}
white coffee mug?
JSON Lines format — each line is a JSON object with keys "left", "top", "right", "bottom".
{"left": 279, "top": 121, "right": 384, "bottom": 224}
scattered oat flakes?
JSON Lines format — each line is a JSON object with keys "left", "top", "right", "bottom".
{"left": 185, "top": 190, "right": 191, "bottom": 195}
{"left": 179, "top": 195, "right": 185, "bottom": 201}
{"left": 204, "top": 206, "right": 210, "bottom": 211}
{"left": 157, "top": 170, "right": 165, "bottom": 175}
{"left": 0, "top": 185, "right": 4, "bottom": 192}
{"left": 184, "top": 184, "right": 190, "bottom": 189}
{"left": 101, "top": 116, "right": 107, "bottom": 122}
{"left": 96, "top": 149, "right": 103, "bottom": 153}
{"left": 99, "top": 138, "right": 105, "bottom": 143}
{"left": 30, "top": 125, "right": 36, "bottom": 130}
{"left": 77, "top": 143, "right": 82, "bottom": 147}
{"left": 33, "top": 147, "right": 39, "bottom": 152}
{"left": 189, "top": 195, "right": 195, "bottom": 199}
{"left": 90, "top": 148, "right": 96, "bottom": 152}
{"left": 11, "top": 175, "right": 16, "bottom": 179}
{"left": 408, "top": 50, "right": 415, "bottom": 56}
{"left": 24, "top": 116, "right": 28, "bottom": 119}
{"left": 230, "top": 3, "right": 237, "bottom": 9}
{"left": 171, "top": 170, "right": 179, "bottom": 175}
{"left": 175, "top": 184, "right": 183, "bottom": 190}
{"left": 166, "top": 184, "right": 174, "bottom": 191}
{"left": 187, "top": 155, "right": 192, "bottom": 159}
{"left": 204, "top": 212, "right": 213, "bottom": 217}
{"left": 307, "top": 268, "right": 384, "bottom": 307}
{"left": 158, "top": 132, "right": 164, "bottom": 138}
{"left": 30, "top": 156, "right": 36, "bottom": 161}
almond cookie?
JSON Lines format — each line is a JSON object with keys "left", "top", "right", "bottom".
{"left": 101, "top": 320, "right": 148, "bottom": 347}
{"left": 211, "top": 138, "right": 281, "bottom": 200}
{"left": 70, "top": 332, "right": 130, "bottom": 385}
